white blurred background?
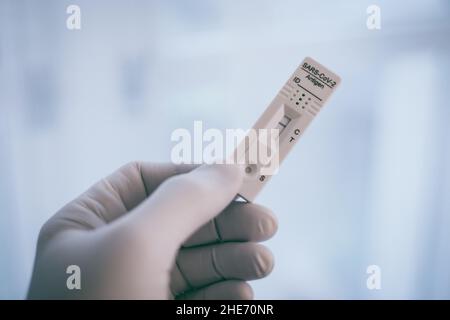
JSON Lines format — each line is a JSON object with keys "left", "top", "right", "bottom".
{"left": 1, "top": 0, "right": 450, "bottom": 299}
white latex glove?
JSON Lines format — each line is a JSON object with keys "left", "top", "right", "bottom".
{"left": 27, "top": 162, "right": 277, "bottom": 299}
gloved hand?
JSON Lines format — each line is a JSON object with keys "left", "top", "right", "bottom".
{"left": 27, "top": 162, "right": 277, "bottom": 299}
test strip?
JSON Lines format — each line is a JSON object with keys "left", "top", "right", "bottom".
{"left": 235, "top": 57, "right": 341, "bottom": 202}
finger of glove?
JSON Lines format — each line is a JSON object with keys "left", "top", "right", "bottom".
{"left": 176, "top": 280, "right": 253, "bottom": 300}
{"left": 170, "top": 242, "right": 274, "bottom": 295}
{"left": 183, "top": 202, "right": 277, "bottom": 247}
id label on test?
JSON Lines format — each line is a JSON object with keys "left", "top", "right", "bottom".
{"left": 236, "top": 57, "right": 341, "bottom": 202}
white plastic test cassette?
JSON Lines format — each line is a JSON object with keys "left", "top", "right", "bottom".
{"left": 235, "top": 57, "right": 341, "bottom": 202}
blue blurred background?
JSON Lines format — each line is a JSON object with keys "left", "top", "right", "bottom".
{"left": 1, "top": 0, "right": 450, "bottom": 299}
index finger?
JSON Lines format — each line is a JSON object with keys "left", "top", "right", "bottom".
{"left": 183, "top": 202, "right": 278, "bottom": 247}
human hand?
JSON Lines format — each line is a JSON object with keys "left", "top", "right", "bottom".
{"left": 28, "top": 162, "right": 277, "bottom": 299}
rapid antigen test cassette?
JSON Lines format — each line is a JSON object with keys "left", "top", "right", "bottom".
{"left": 236, "top": 57, "right": 341, "bottom": 202}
